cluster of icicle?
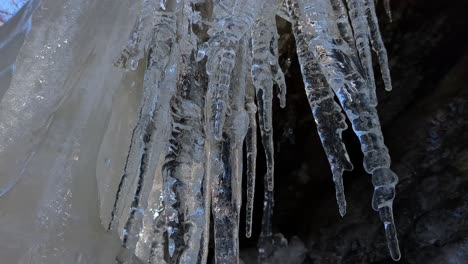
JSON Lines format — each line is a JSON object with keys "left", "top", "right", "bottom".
{"left": 108, "top": 0, "right": 400, "bottom": 263}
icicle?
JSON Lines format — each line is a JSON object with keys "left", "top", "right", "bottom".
{"left": 383, "top": 0, "right": 392, "bottom": 22}
{"left": 330, "top": 0, "right": 356, "bottom": 50}
{"left": 199, "top": 2, "right": 259, "bottom": 263}
{"left": 257, "top": 188, "right": 274, "bottom": 261}
{"left": 272, "top": 37, "right": 288, "bottom": 109}
{"left": 175, "top": 66, "right": 209, "bottom": 264}
{"left": 286, "top": 0, "right": 400, "bottom": 260}
{"left": 210, "top": 36, "right": 249, "bottom": 264}
{"left": 198, "top": 0, "right": 258, "bottom": 142}
{"left": 162, "top": 64, "right": 207, "bottom": 263}
{"left": 118, "top": 28, "right": 179, "bottom": 264}
{"left": 365, "top": 0, "right": 392, "bottom": 91}
{"left": 251, "top": 45, "right": 274, "bottom": 193}
{"left": 251, "top": 0, "right": 285, "bottom": 193}
{"left": 372, "top": 167, "right": 400, "bottom": 261}
{"left": 110, "top": 3, "right": 182, "bottom": 263}
{"left": 245, "top": 79, "right": 258, "bottom": 238}
{"left": 293, "top": 31, "right": 353, "bottom": 217}
{"left": 345, "top": 0, "right": 378, "bottom": 106}
{"left": 143, "top": 2, "right": 208, "bottom": 263}
{"left": 109, "top": 8, "right": 177, "bottom": 232}
{"left": 250, "top": 2, "right": 280, "bottom": 257}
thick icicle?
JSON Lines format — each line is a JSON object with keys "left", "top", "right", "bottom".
{"left": 199, "top": 1, "right": 259, "bottom": 263}
{"left": 286, "top": 0, "right": 400, "bottom": 260}
{"left": 210, "top": 36, "right": 249, "bottom": 264}
{"left": 198, "top": 5, "right": 243, "bottom": 259}
{"left": 346, "top": 0, "right": 378, "bottom": 106}
{"left": 119, "top": 28, "right": 179, "bottom": 264}
{"left": 199, "top": 0, "right": 258, "bottom": 142}
{"left": 291, "top": 22, "right": 353, "bottom": 217}
{"left": 110, "top": 3, "right": 181, "bottom": 263}
{"left": 157, "top": 2, "right": 209, "bottom": 263}
{"left": 365, "top": 0, "right": 392, "bottom": 91}
{"left": 162, "top": 73, "right": 206, "bottom": 263}
{"left": 108, "top": 3, "right": 177, "bottom": 232}
{"left": 245, "top": 78, "right": 257, "bottom": 239}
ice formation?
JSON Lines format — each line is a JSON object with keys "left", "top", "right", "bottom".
{"left": 105, "top": 0, "right": 402, "bottom": 262}
{"left": 0, "top": 0, "right": 399, "bottom": 262}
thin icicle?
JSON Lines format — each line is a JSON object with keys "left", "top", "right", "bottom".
{"left": 365, "top": 0, "right": 392, "bottom": 91}
{"left": 251, "top": 0, "right": 285, "bottom": 192}
{"left": 383, "top": 0, "right": 392, "bottom": 22}
{"left": 346, "top": 0, "right": 378, "bottom": 106}
{"left": 245, "top": 79, "right": 257, "bottom": 238}
{"left": 372, "top": 167, "right": 400, "bottom": 261}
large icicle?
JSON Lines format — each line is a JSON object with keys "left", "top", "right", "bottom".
{"left": 161, "top": 4, "right": 209, "bottom": 264}
{"left": 291, "top": 18, "right": 353, "bottom": 217}
{"left": 112, "top": 7, "right": 180, "bottom": 263}
{"left": 330, "top": 0, "right": 356, "bottom": 50}
{"left": 199, "top": 1, "right": 259, "bottom": 263}
{"left": 286, "top": 0, "right": 400, "bottom": 260}
{"left": 162, "top": 67, "right": 206, "bottom": 263}
{"left": 199, "top": 0, "right": 257, "bottom": 142}
{"left": 109, "top": 1, "right": 179, "bottom": 263}
{"left": 109, "top": 2, "right": 177, "bottom": 235}
{"left": 209, "top": 36, "right": 249, "bottom": 264}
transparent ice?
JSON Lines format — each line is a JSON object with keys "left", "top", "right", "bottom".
{"left": 0, "top": 0, "right": 400, "bottom": 263}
